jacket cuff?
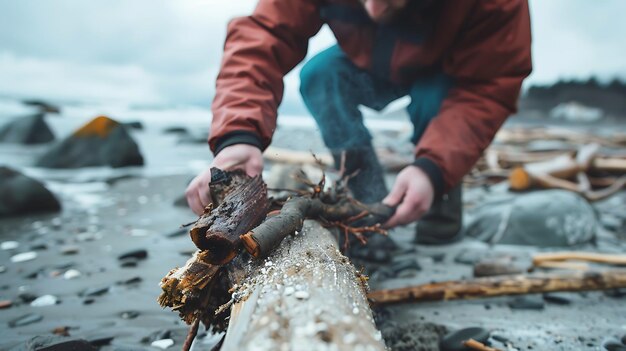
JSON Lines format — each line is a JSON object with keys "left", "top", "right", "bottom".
{"left": 213, "top": 131, "right": 264, "bottom": 156}
{"left": 412, "top": 157, "right": 444, "bottom": 199}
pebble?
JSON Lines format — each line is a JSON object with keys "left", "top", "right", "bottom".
{"left": 82, "top": 286, "right": 110, "bottom": 297}
{"left": 142, "top": 330, "right": 172, "bottom": 344}
{"left": 30, "top": 294, "right": 59, "bottom": 307}
{"left": 64, "top": 269, "right": 82, "bottom": 280}
{"left": 602, "top": 337, "right": 626, "bottom": 351}
{"left": 19, "top": 292, "right": 38, "bottom": 303}
{"left": 0, "top": 265, "right": 6, "bottom": 273}
{"left": 508, "top": 296, "right": 545, "bottom": 310}
{"left": 118, "top": 276, "right": 142, "bottom": 285}
{"left": 0, "top": 299, "right": 12, "bottom": 309}
{"left": 604, "top": 288, "right": 626, "bottom": 298}
{"left": 118, "top": 249, "right": 148, "bottom": 261}
{"left": 543, "top": 293, "right": 572, "bottom": 305}
{"left": 164, "top": 228, "right": 187, "bottom": 238}
{"left": 440, "top": 327, "right": 490, "bottom": 351}
{"left": 120, "top": 310, "right": 140, "bottom": 319}
{"left": 151, "top": 338, "right": 174, "bottom": 349}
{"left": 1, "top": 241, "right": 19, "bottom": 250}
{"left": 120, "top": 258, "right": 139, "bottom": 268}
{"left": 9, "top": 313, "right": 43, "bottom": 327}
{"left": 11, "top": 251, "right": 38, "bottom": 263}
{"left": 60, "top": 245, "right": 80, "bottom": 255}
{"left": 25, "top": 336, "right": 97, "bottom": 351}
{"left": 622, "top": 334, "right": 626, "bottom": 345}
{"left": 284, "top": 286, "right": 295, "bottom": 296}
{"left": 294, "top": 291, "right": 310, "bottom": 300}
{"left": 86, "top": 333, "right": 115, "bottom": 346}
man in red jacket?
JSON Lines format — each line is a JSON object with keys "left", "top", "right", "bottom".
{"left": 186, "top": 0, "right": 532, "bottom": 247}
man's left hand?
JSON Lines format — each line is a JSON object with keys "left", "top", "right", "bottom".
{"left": 382, "top": 165, "right": 434, "bottom": 228}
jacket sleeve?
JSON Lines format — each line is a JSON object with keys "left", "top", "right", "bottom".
{"left": 414, "top": 0, "right": 532, "bottom": 196}
{"left": 209, "top": 0, "right": 323, "bottom": 154}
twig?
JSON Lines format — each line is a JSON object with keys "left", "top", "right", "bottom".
{"left": 182, "top": 318, "right": 200, "bottom": 351}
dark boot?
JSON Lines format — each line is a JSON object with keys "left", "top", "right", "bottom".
{"left": 415, "top": 184, "right": 463, "bottom": 245}
{"left": 331, "top": 147, "right": 388, "bottom": 204}
{"left": 333, "top": 147, "right": 397, "bottom": 262}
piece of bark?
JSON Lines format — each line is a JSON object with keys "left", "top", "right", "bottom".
{"left": 190, "top": 172, "right": 269, "bottom": 264}
{"left": 221, "top": 220, "right": 386, "bottom": 351}
{"left": 241, "top": 197, "right": 393, "bottom": 259}
{"left": 368, "top": 269, "right": 626, "bottom": 306}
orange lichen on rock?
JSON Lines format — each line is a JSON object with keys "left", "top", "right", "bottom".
{"left": 73, "top": 116, "right": 120, "bottom": 138}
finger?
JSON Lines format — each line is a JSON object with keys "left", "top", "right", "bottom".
{"left": 198, "top": 186, "right": 212, "bottom": 208}
{"left": 187, "top": 191, "right": 205, "bottom": 216}
{"left": 383, "top": 181, "right": 407, "bottom": 207}
{"left": 383, "top": 200, "right": 414, "bottom": 228}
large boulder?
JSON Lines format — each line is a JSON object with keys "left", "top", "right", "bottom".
{"left": 36, "top": 116, "right": 144, "bottom": 168}
{"left": 0, "top": 167, "right": 61, "bottom": 217}
{"left": 0, "top": 113, "right": 55, "bottom": 144}
{"left": 466, "top": 190, "right": 596, "bottom": 247}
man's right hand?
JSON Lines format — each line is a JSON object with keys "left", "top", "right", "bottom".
{"left": 185, "top": 144, "right": 263, "bottom": 215}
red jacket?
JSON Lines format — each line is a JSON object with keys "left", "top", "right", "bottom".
{"left": 209, "top": 0, "right": 532, "bottom": 193}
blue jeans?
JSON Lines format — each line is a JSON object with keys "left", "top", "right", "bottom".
{"left": 300, "top": 45, "right": 452, "bottom": 151}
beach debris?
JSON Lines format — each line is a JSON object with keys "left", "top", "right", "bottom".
{"left": 0, "top": 167, "right": 61, "bottom": 217}
{"left": 10, "top": 251, "right": 38, "bottom": 263}
{"left": 35, "top": 115, "right": 144, "bottom": 168}
{"left": 9, "top": 313, "right": 43, "bottom": 327}
{"left": 30, "top": 294, "right": 59, "bottom": 307}
{"left": 440, "top": 327, "right": 490, "bottom": 351}
{"left": 151, "top": 338, "right": 174, "bottom": 349}
{"left": 0, "top": 113, "right": 55, "bottom": 144}
{"left": 368, "top": 269, "right": 626, "bottom": 306}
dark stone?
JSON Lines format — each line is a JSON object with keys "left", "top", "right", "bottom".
{"left": 120, "top": 311, "right": 140, "bottom": 319}
{"left": 622, "top": 334, "right": 626, "bottom": 345}
{"left": 440, "top": 327, "right": 490, "bottom": 351}
{"left": 604, "top": 288, "right": 626, "bottom": 298}
{"left": 86, "top": 333, "right": 115, "bottom": 347}
{"left": 382, "top": 322, "right": 448, "bottom": 351}
{"left": 602, "top": 337, "right": 626, "bottom": 351}
{"left": 118, "top": 249, "right": 148, "bottom": 261}
{"left": 22, "top": 99, "right": 61, "bottom": 114}
{"left": 25, "top": 335, "right": 97, "bottom": 351}
{"left": 0, "top": 113, "right": 55, "bottom": 144}
{"left": 0, "top": 167, "right": 61, "bottom": 217}
{"left": 162, "top": 126, "right": 188, "bottom": 134}
{"left": 29, "top": 242, "right": 48, "bottom": 251}
{"left": 390, "top": 258, "right": 421, "bottom": 277}
{"left": 173, "top": 194, "right": 189, "bottom": 208}
{"left": 83, "top": 298, "right": 95, "bottom": 305}
{"left": 543, "top": 293, "right": 572, "bottom": 305}
{"left": 18, "top": 293, "right": 38, "bottom": 303}
{"left": 508, "top": 295, "right": 545, "bottom": 310}
{"left": 82, "top": 286, "right": 109, "bottom": 297}
{"left": 9, "top": 313, "right": 43, "bottom": 327}
{"left": 123, "top": 121, "right": 143, "bottom": 130}
{"left": 141, "top": 330, "right": 172, "bottom": 344}
{"left": 117, "top": 276, "right": 142, "bottom": 285}
{"left": 119, "top": 258, "right": 138, "bottom": 268}
{"left": 36, "top": 116, "right": 144, "bottom": 169}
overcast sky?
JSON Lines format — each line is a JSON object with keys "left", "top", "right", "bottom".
{"left": 0, "top": 0, "right": 625, "bottom": 111}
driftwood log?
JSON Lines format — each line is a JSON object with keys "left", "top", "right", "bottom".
{"left": 189, "top": 168, "right": 269, "bottom": 264}
{"left": 368, "top": 269, "right": 626, "bottom": 306}
{"left": 221, "top": 220, "right": 386, "bottom": 351}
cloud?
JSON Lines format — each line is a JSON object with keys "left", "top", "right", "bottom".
{"left": 0, "top": 0, "right": 624, "bottom": 107}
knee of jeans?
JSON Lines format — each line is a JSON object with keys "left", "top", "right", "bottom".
{"left": 300, "top": 53, "right": 348, "bottom": 104}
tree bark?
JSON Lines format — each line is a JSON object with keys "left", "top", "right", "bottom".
{"left": 368, "top": 269, "right": 626, "bottom": 306}
{"left": 221, "top": 220, "right": 386, "bottom": 351}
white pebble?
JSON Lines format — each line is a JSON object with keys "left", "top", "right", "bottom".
{"left": 352, "top": 307, "right": 359, "bottom": 315}
{"left": 343, "top": 332, "right": 357, "bottom": 344}
{"left": 63, "top": 269, "right": 82, "bottom": 280}
{"left": 30, "top": 294, "right": 58, "bottom": 307}
{"left": 1, "top": 241, "right": 19, "bottom": 250}
{"left": 265, "top": 261, "right": 273, "bottom": 267}
{"left": 151, "top": 339, "right": 174, "bottom": 349}
{"left": 294, "top": 291, "right": 310, "bottom": 300}
{"left": 284, "top": 286, "right": 295, "bottom": 296}
{"left": 11, "top": 251, "right": 37, "bottom": 263}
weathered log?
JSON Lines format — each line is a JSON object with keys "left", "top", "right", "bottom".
{"left": 189, "top": 169, "right": 269, "bottom": 264}
{"left": 221, "top": 220, "right": 386, "bottom": 351}
{"left": 368, "top": 269, "right": 626, "bottom": 306}
{"left": 241, "top": 197, "right": 394, "bottom": 259}
{"left": 533, "top": 251, "right": 626, "bottom": 266}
